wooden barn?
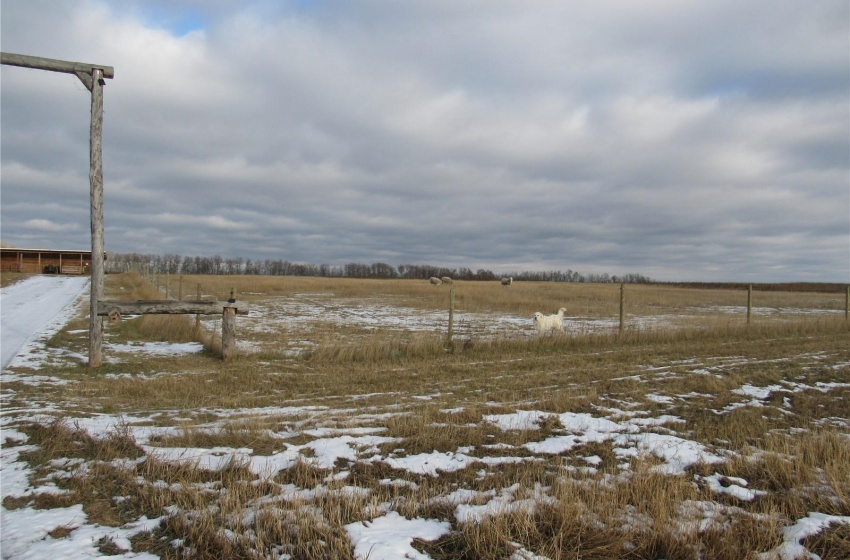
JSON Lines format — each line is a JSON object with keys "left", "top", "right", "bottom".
{"left": 1, "top": 248, "right": 97, "bottom": 275}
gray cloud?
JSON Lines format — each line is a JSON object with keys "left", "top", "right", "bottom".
{"left": 1, "top": 0, "right": 847, "bottom": 281}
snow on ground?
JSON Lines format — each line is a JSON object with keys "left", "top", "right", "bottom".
{"left": 1, "top": 277, "right": 848, "bottom": 559}
{"left": 1, "top": 276, "right": 90, "bottom": 370}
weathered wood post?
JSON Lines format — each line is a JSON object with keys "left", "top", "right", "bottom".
{"left": 222, "top": 289, "right": 237, "bottom": 361}
{"left": 447, "top": 286, "right": 455, "bottom": 346}
{"left": 747, "top": 284, "right": 753, "bottom": 324}
{"left": 195, "top": 283, "right": 201, "bottom": 331}
{"left": 222, "top": 307, "right": 237, "bottom": 361}
{"left": 619, "top": 283, "right": 625, "bottom": 334}
{"left": 88, "top": 66, "right": 105, "bottom": 366}
{"left": 845, "top": 285, "right": 849, "bottom": 321}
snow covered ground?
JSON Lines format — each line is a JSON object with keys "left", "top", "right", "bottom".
{"left": 1, "top": 276, "right": 90, "bottom": 370}
{"left": 1, "top": 276, "right": 848, "bottom": 559}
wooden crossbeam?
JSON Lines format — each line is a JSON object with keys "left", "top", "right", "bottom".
{"left": 97, "top": 300, "right": 249, "bottom": 316}
{"left": 1, "top": 52, "right": 114, "bottom": 79}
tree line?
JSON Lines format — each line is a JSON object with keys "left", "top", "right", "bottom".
{"left": 106, "top": 252, "right": 652, "bottom": 284}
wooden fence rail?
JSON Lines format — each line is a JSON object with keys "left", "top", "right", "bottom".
{"left": 97, "top": 299, "right": 248, "bottom": 361}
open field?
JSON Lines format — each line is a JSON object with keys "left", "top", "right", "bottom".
{"left": 2, "top": 272, "right": 849, "bottom": 559}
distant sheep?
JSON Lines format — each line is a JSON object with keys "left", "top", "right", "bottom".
{"left": 500, "top": 277, "right": 513, "bottom": 286}
{"left": 429, "top": 277, "right": 442, "bottom": 285}
{"left": 441, "top": 277, "right": 453, "bottom": 284}
{"left": 533, "top": 307, "right": 567, "bottom": 333}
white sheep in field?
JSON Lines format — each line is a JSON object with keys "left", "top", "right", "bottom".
{"left": 501, "top": 277, "right": 513, "bottom": 286}
{"left": 441, "top": 277, "right": 453, "bottom": 284}
{"left": 533, "top": 307, "right": 567, "bottom": 333}
{"left": 429, "top": 277, "right": 442, "bottom": 285}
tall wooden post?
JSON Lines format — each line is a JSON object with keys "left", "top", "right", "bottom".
{"left": 195, "top": 283, "right": 201, "bottom": 331}
{"left": 619, "top": 283, "right": 625, "bottom": 334}
{"left": 1, "top": 53, "right": 114, "bottom": 368}
{"left": 447, "top": 286, "right": 455, "bottom": 345}
{"left": 845, "top": 285, "right": 849, "bottom": 321}
{"left": 88, "top": 68, "right": 105, "bottom": 367}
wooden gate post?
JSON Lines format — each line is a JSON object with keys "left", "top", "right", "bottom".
{"left": 88, "top": 67, "right": 105, "bottom": 367}
{"left": 222, "top": 306, "right": 237, "bottom": 361}
{"left": 0, "top": 54, "right": 113, "bottom": 367}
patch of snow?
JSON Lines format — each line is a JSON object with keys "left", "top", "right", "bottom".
{"left": 344, "top": 511, "right": 450, "bottom": 560}
{"left": 757, "top": 513, "right": 850, "bottom": 560}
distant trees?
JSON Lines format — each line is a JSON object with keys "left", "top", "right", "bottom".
{"left": 106, "top": 252, "right": 652, "bottom": 283}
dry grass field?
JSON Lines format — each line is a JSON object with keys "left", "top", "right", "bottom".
{"left": 2, "top": 272, "right": 849, "bottom": 559}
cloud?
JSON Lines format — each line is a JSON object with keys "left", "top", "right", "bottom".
{"left": 23, "top": 219, "right": 80, "bottom": 233}
{"left": 1, "top": 0, "right": 847, "bottom": 281}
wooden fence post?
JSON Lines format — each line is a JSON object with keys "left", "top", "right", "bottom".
{"left": 447, "top": 286, "right": 455, "bottom": 345}
{"left": 747, "top": 284, "right": 753, "bottom": 324}
{"left": 222, "top": 306, "right": 236, "bottom": 361}
{"left": 619, "top": 283, "right": 625, "bottom": 334}
{"left": 195, "top": 283, "right": 201, "bottom": 331}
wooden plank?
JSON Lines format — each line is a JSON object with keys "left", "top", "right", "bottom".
{"left": 1, "top": 52, "right": 114, "bottom": 79}
{"left": 97, "top": 300, "right": 249, "bottom": 316}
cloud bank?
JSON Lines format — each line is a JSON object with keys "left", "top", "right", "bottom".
{"left": 2, "top": 0, "right": 848, "bottom": 281}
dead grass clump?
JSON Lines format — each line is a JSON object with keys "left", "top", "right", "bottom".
{"left": 48, "top": 525, "right": 77, "bottom": 539}
{"left": 68, "top": 461, "right": 144, "bottom": 526}
{"left": 273, "top": 459, "right": 330, "bottom": 488}
{"left": 383, "top": 410, "right": 495, "bottom": 455}
{"left": 788, "top": 385, "right": 850, "bottom": 423}
{"left": 19, "top": 420, "right": 143, "bottom": 467}
{"left": 763, "top": 429, "right": 850, "bottom": 515}
{"left": 149, "top": 420, "right": 282, "bottom": 455}
{"left": 28, "top": 492, "right": 81, "bottom": 510}
{"left": 693, "top": 515, "right": 785, "bottom": 560}
{"left": 96, "top": 536, "right": 129, "bottom": 555}
{"left": 688, "top": 406, "right": 777, "bottom": 450}
{"left": 803, "top": 521, "right": 850, "bottom": 560}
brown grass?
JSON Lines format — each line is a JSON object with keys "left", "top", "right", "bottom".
{"left": 3, "top": 273, "right": 849, "bottom": 559}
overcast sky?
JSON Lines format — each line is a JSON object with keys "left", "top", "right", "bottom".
{"left": 2, "top": 0, "right": 848, "bottom": 281}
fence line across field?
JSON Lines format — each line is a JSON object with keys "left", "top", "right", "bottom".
{"left": 120, "top": 268, "right": 850, "bottom": 355}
